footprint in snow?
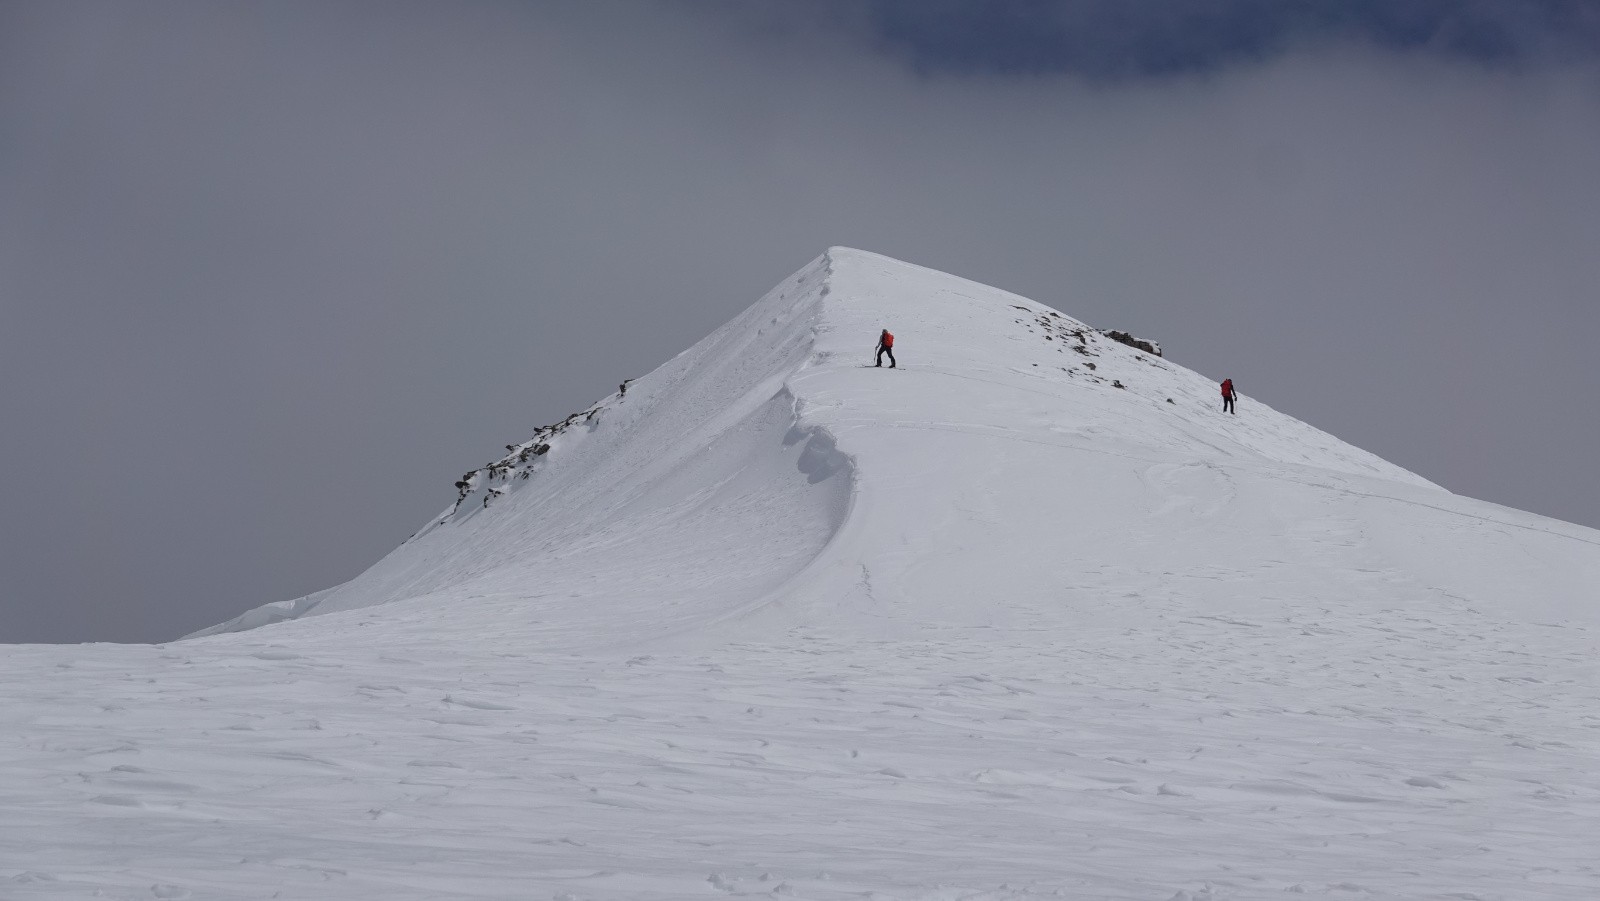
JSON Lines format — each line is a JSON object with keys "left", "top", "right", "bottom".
{"left": 1404, "top": 776, "right": 1446, "bottom": 788}
{"left": 444, "top": 694, "right": 516, "bottom": 710}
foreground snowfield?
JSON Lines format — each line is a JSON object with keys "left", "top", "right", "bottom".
{"left": 6, "top": 249, "right": 1599, "bottom": 899}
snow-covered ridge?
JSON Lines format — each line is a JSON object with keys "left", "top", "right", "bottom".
{"left": 190, "top": 251, "right": 848, "bottom": 639}
{"left": 193, "top": 247, "right": 1599, "bottom": 642}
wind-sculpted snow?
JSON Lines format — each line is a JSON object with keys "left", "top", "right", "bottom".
{"left": 10, "top": 249, "right": 1600, "bottom": 899}
{"left": 193, "top": 255, "right": 853, "bottom": 643}
{"left": 9, "top": 609, "right": 1600, "bottom": 901}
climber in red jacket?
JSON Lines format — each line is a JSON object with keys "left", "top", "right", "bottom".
{"left": 1221, "top": 378, "right": 1236, "bottom": 414}
{"left": 875, "top": 329, "right": 896, "bottom": 368}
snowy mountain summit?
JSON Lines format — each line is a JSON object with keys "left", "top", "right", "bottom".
{"left": 196, "top": 247, "right": 1595, "bottom": 643}
{"left": 11, "top": 249, "right": 1600, "bottom": 900}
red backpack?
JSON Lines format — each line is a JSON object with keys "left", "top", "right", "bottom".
{"left": 882, "top": 331, "right": 894, "bottom": 348}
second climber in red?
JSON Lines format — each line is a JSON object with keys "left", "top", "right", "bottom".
{"left": 1221, "top": 378, "right": 1236, "bottom": 414}
{"left": 875, "top": 329, "right": 896, "bottom": 368}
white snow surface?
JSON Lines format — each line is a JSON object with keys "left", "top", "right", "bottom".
{"left": 6, "top": 248, "right": 1599, "bottom": 900}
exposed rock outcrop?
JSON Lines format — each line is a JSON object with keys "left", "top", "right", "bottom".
{"left": 1103, "top": 330, "right": 1162, "bottom": 356}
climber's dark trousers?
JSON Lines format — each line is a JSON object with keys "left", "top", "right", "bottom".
{"left": 1223, "top": 396, "right": 1235, "bottom": 414}
{"left": 876, "top": 346, "right": 896, "bottom": 367}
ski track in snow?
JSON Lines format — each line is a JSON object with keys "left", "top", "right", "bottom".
{"left": 6, "top": 249, "right": 1599, "bottom": 900}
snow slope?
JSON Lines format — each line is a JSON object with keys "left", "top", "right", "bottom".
{"left": 196, "top": 247, "right": 1596, "bottom": 642}
{"left": 194, "top": 254, "right": 853, "bottom": 646}
{"left": 6, "top": 249, "right": 1599, "bottom": 900}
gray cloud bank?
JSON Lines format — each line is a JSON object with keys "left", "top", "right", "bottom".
{"left": 836, "top": 0, "right": 1600, "bottom": 78}
{"left": 2, "top": 1, "right": 1597, "bottom": 642}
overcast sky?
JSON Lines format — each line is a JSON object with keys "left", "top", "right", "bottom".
{"left": 3, "top": 0, "right": 1598, "bottom": 643}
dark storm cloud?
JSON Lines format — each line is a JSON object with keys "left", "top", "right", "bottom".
{"left": 789, "top": 0, "right": 1600, "bottom": 79}
{"left": 2, "top": 1, "right": 1597, "bottom": 643}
